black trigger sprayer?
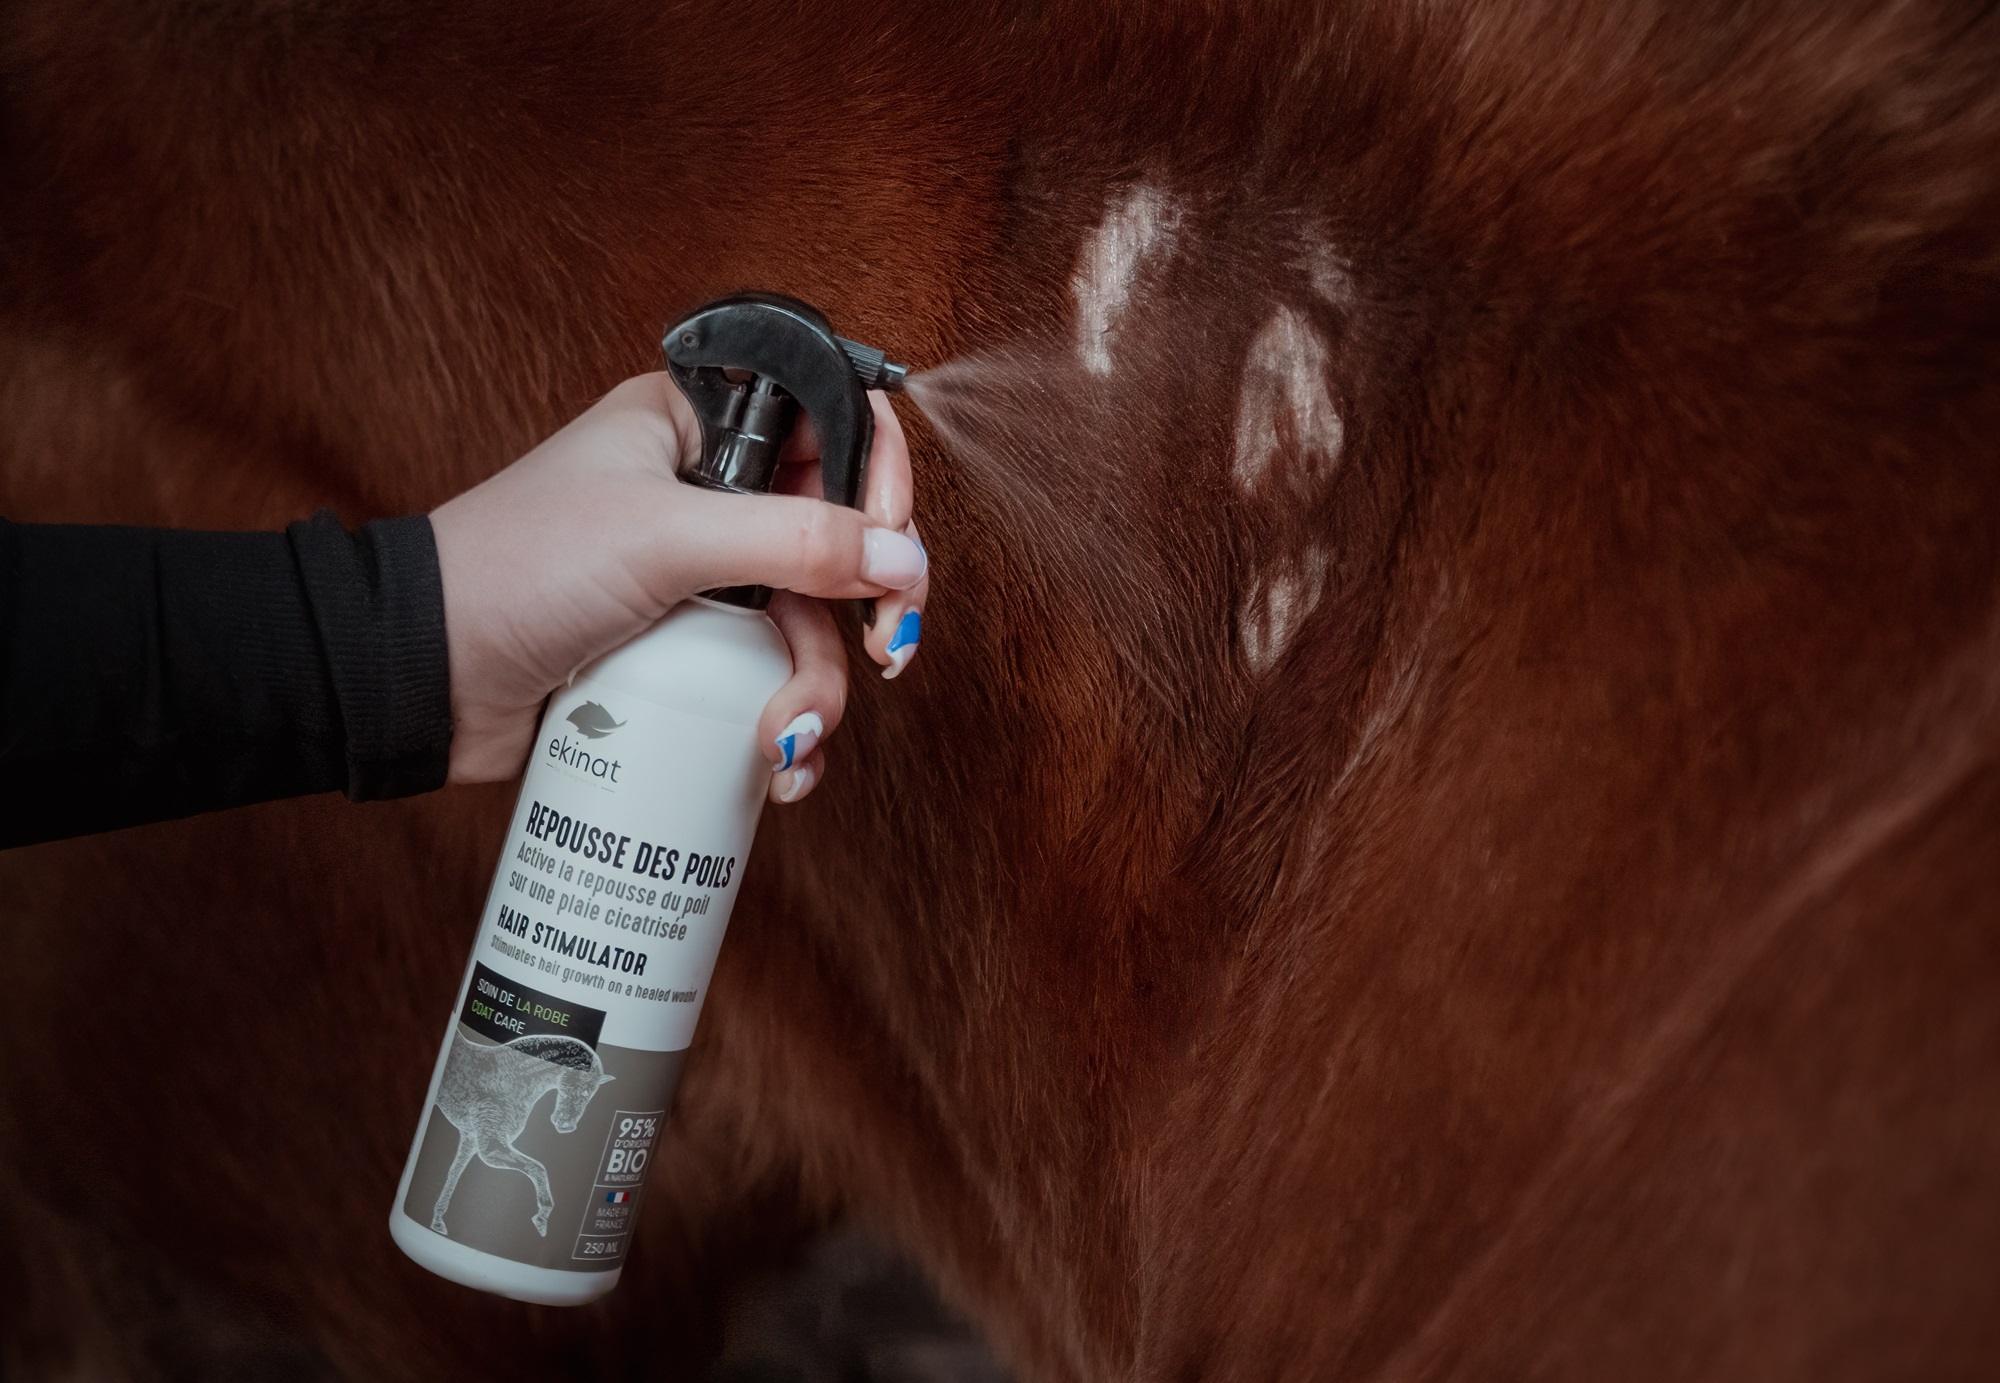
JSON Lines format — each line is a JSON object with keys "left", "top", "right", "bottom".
{"left": 393, "top": 294, "right": 909, "bottom": 1303}
{"left": 664, "top": 292, "right": 908, "bottom": 604}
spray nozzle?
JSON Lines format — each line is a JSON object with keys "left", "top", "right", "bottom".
{"left": 662, "top": 292, "right": 908, "bottom": 608}
{"left": 834, "top": 336, "right": 909, "bottom": 393}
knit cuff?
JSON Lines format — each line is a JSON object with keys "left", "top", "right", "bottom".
{"left": 288, "top": 510, "right": 453, "bottom": 800}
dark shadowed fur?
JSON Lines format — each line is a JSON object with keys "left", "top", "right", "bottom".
{"left": 2, "top": 0, "right": 1996, "bottom": 1378}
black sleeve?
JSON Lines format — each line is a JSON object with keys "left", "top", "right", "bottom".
{"left": 0, "top": 510, "right": 453, "bottom": 847}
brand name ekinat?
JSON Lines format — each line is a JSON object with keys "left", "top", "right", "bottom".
{"left": 549, "top": 733, "right": 622, "bottom": 782}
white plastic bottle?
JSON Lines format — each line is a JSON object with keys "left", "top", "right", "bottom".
{"left": 388, "top": 598, "right": 789, "bottom": 1304}
{"left": 389, "top": 292, "right": 904, "bottom": 1304}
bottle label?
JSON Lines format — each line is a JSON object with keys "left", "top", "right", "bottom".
{"left": 401, "top": 682, "right": 765, "bottom": 1272}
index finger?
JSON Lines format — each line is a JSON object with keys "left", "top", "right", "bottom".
{"left": 859, "top": 391, "right": 913, "bottom": 532}
{"left": 774, "top": 390, "right": 911, "bottom": 528}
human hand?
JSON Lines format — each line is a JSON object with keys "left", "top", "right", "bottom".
{"left": 430, "top": 372, "right": 928, "bottom": 801}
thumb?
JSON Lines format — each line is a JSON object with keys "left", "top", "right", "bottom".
{"left": 665, "top": 486, "right": 927, "bottom": 599}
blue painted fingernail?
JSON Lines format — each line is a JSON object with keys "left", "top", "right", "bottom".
{"left": 883, "top": 609, "right": 921, "bottom": 680}
{"left": 773, "top": 711, "right": 824, "bottom": 772}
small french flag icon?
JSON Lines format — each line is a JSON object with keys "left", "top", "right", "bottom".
{"left": 605, "top": 1191, "right": 631, "bottom": 1204}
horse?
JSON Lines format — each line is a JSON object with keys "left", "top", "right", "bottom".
{"left": 430, "top": 1033, "right": 615, "bottom": 1238}
{"left": 0, "top": 0, "right": 1995, "bottom": 1378}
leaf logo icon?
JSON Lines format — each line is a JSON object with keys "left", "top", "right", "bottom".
{"left": 565, "top": 701, "right": 626, "bottom": 740}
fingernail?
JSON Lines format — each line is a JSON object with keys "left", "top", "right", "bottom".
{"left": 775, "top": 763, "right": 816, "bottom": 803}
{"left": 772, "top": 711, "right": 824, "bottom": 773}
{"left": 861, "top": 529, "right": 926, "bottom": 589}
{"left": 883, "top": 609, "right": 921, "bottom": 680}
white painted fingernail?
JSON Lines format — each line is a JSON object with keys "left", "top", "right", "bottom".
{"left": 775, "top": 763, "right": 816, "bottom": 803}
{"left": 861, "top": 529, "right": 926, "bottom": 589}
{"left": 772, "top": 712, "right": 824, "bottom": 772}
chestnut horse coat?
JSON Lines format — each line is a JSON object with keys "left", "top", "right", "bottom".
{"left": 2, "top": 0, "right": 1996, "bottom": 1378}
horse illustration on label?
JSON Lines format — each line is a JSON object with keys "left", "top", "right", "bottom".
{"left": 430, "top": 1032, "right": 614, "bottom": 1238}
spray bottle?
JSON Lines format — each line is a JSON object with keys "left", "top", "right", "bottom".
{"left": 389, "top": 294, "right": 908, "bottom": 1305}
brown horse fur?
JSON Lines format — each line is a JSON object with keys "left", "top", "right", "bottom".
{"left": 2, "top": 0, "right": 1997, "bottom": 1377}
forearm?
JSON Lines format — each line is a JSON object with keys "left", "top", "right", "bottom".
{"left": 0, "top": 511, "right": 452, "bottom": 847}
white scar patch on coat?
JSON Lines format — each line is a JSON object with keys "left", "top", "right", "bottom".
{"left": 1073, "top": 183, "right": 1182, "bottom": 375}
{"left": 1232, "top": 304, "right": 1343, "bottom": 490}
{"left": 1301, "top": 236, "right": 1356, "bottom": 307}
{"left": 1239, "top": 547, "right": 1329, "bottom": 675}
